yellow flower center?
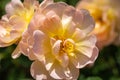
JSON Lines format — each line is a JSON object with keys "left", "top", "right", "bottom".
{"left": 16, "top": 8, "right": 34, "bottom": 23}
{"left": 60, "top": 39, "right": 74, "bottom": 54}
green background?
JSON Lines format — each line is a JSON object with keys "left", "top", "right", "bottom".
{"left": 0, "top": 0, "right": 120, "bottom": 80}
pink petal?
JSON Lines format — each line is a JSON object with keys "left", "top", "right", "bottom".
{"left": 49, "top": 60, "right": 78, "bottom": 79}
{"left": 41, "top": 11, "right": 62, "bottom": 36}
{"left": 19, "top": 31, "right": 30, "bottom": 56}
{"left": 50, "top": 38, "right": 56, "bottom": 46}
{"left": 12, "top": 43, "right": 21, "bottom": 59}
{"left": 5, "top": 3, "right": 15, "bottom": 16}
{"left": 9, "top": 16, "right": 27, "bottom": 32}
{"left": 1, "top": 15, "right": 9, "bottom": 22}
{"left": 80, "top": 9, "right": 95, "bottom": 34}
{"left": 33, "top": 30, "right": 49, "bottom": 54}
{"left": 52, "top": 40, "right": 69, "bottom": 67}
{"left": 23, "top": 0, "right": 38, "bottom": 8}
{"left": 70, "top": 47, "right": 98, "bottom": 69}
{"left": 52, "top": 40, "right": 62, "bottom": 55}
{"left": 32, "top": 30, "right": 50, "bottom": 61}
{"left": 11, "top": 0, "right": 23, "bottom": 6}
{"left": 42, "top": 2, "right": 68, "bottom": 17}
{"left": 75, "top": 35, "right": 97, "bottom": 58}
{"left": 44, "top": 53, "right": 55, "bottom": 71}
{"left": 49, "top": 60, "right": 71, "bottom": 79}
{"left": 5, "top": 0, "right": 23, "bottom": 16}
{"left": 40, "top": 0, "right": 53, "bottom": 9}
{"left": 58, "top": 53, "right": 69, "bottom": 68}
{"left": 63, "top": 6, "right": 95, "bottom": 34}
{"left": 11, "top": 0, "right": 23, "bottom": 10}
{"left": 27, "top": 12, "right": 47, "bottom": 35}
{"left": 0, "top": 21, "right": 19, "bottom": 44}
{"left": 0, "top": 36, "right": 18, "bottom": 46}
{"left": 31, "top": 60, "right": 53, "bottom": 80}
{"left": 68, "top": 62, "right": 79, "bottom": 79}
{"left": 72, "top": 28, "right": 86, "bottom": 42}
{"left": 61, "top": 16, "right": 76, "bottom": 38}
{"left": 19, "top": 31, "right": 37, "bottom": 60}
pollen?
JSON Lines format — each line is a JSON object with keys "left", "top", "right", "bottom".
{"left": 60, "top": 39, "right": 75, "bottom": 54}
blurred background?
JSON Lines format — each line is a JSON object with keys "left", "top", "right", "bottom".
{"left": 0, "top": 0, "right": 120, "bottom": 80}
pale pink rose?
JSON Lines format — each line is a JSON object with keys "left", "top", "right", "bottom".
{"left": 0, "top": 0, "right": 39, "bottom": 58}
{"left": 76, "top": 0, "right": 118, "bottom": 49}
{"left": 20, "top": 0, "right": 98, "bottom": 79}
{"left": 110, "top": 0, "right": 120, "bottom": 45}
{"left": 11, "top": 0, "right": 55, "bottom": 59}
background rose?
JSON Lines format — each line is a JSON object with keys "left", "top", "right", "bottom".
{"left": 76, "top": 0, "right": 119, "bottom": 49}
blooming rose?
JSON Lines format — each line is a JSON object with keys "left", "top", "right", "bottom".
{"left": 76, "top": 0, "right": 118, "bottom": 49}
{"left": 0, "top": 0, "right": 38, "bottom": 58}
{"left": 110, "top": 0, "right": 120, "bottom": 45}
{"left": 19, "top": 0, "right": 98, "bottom": 79}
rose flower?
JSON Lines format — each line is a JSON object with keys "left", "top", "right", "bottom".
{"left": 76, "top": 0, "right": 118, "bottom": 49}
{"left": 0, "top": 0, "right": 38, "bottom": 58}
{"left": 19, "top": 0, "right": 99, "bottom": 79}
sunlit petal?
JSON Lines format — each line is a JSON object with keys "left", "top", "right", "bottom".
{"left": 31, "top": 60, "right": 53, "bottom": 80}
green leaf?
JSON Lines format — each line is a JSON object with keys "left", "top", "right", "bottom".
{"left": 86, "top": 77, "right": 102, "bottom": 80}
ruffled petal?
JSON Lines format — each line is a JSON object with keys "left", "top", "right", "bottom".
{"left": 40, "top": 0, "right": 53, "bottom": 9}
{"left": 63, "top": 6, "right": 95, "bottom": 34}
{"left": 31, "top": 60, "right": 53, "bottom": 80}
{"left": 48, "top": 60, "right": 79, "bottom": 79}
{"left": 23, "top": 0, "right": 39, "bottom": 9}
{"left": 33, "top": 30, "right": 49, "bottom": 54}
{"left": 52, "top": 40, "right": 69, "bottom": 67}
{"left": 72, "top": 28, "right": 86, "bottom": 42}
{"left": 49, "top": 60, "right": 71, "bottom": 79}
{"left": 62, "top": 15, "right": 76, "bottom": 38}
{"left": 52, "top": 40, "right": 61, "bottom": 55}
{"left": 32, "top": 30, "right": 50, "bottom": 61}
{"left": 41, "top": 11, "right": 63, "bottom": 36}
{"left": 75, "top": 35, "right": 97, "bottom": 58}
{"left": 12, "top": 43, "right": 21, "bottom": 59}
{"left": 68, "top": 62, "right": 79, "bottom": 79}
{"left": 70, "top": 47, "right": 98, "bottom": 68}
{"left": 5, "top": 0, "right": 23, "bottom": 16}
{"left": 42, "top": 2, "right": 68, "bottom": 17}
{"left": 20, "top": 31, "right": 37, "bottom": 60}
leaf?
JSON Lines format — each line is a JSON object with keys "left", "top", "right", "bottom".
{"left": 86, "top": 77, "right": 102, "bottom": 80}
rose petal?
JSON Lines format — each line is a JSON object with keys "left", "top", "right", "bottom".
{"left": 63, "top": 6, "right": 95, "bottom": 34}
{"left": 68, "top": 62, "right": 79, "bottom": 79}
{"left": 52, "top": 40, "right": 62, "bottom": 55}
{"left": 58, "top": 53, "right": 69, "bottom": 68}
{"left": 49, "top": 60, "right": 71, "bottom": 79}
{"left": 44, "top": 53, "right": 55, "bottom": 71}
{"left": 33, "top": 30, "right": 49, "bottom": 54}
{"left": 70, "top": 47, "right": 98, "bottom": 68}
{"left": 40, "top": 0, "right": 53, "bottom": 9}
{"left": 12, "top": 43, "right": 21, "bottom": 59}
{"left": 23, "top": 0, "right": 38, "bottom": 8}
{"left": 42, "top": 2, "right": 68, "bottom": 17}
{"left": 33, "top": 30, "right": 50, "bottom": 61}
{"left": 72, "top": 28, "right": 86, "bottom": 42}
{"left": 62, "top": 15, "right": 76, "bottom": 38}
{"left": 41, "top": 11, "right": 62, "bottom": 36}
{"left": 20, "top": 31, "right": 37, "bottom": 60}
{"left": 75, "top": 35, "right": 97, "bottom": 58}
{"left": 5, "top": 0, "right": 23, "bottom": 16}
{"left": 31, "top": 60, "right": 53, "bottom": 80}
